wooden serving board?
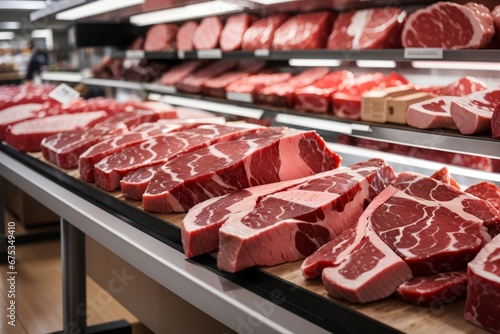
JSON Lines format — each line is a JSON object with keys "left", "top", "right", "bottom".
{"left": 28, "top": 152, "right": 488, "bottom": 334}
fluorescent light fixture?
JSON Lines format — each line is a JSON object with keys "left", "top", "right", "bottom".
{"left": 56, "top": 0, "right": 145, "bottom": 21}
{"left": 412, "top": 61, "right": 500, "bottom": 71}
{"left": 0, "top": 1, "right": 45, "bottom": 10}
{"left": 161, "top": 95, "right": 263, "bottom": 119}
{"left": 275, "top": 114, "right": 352, "bottom": 134}
{"left": 289, "top": 59, "right": 342, "bottom": 67}
{"left": 41, "top": 71, "right": 84, "bottom": 83}
{"left": 0, "top": 32, "right": 15, "bottom": 40}
{"left": 248, "top": 0, "right": 297, "bottom": 4}
{"left": 356, "top": 60, "right": 396, "bottom": 68}
{"left": 130, "top": 1, "right": 244, "bottom": 26}
{"left": 31, "top": 29, "right": 53, "bottom": 50}
{"left": 0, "top": 22, "right": 21, "bottom": 30}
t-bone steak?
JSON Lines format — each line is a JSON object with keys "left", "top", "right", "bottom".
{"left": 401, "top": 2, "right": 495, "bottom": 49}
{"left": 450, "top": 88, "right": 500, "bottom": 134}
{"left": 142, "top": 127, "right": 342, "bottom": 213}
{"left": 215, "top": 159, "right": 395, "bottom": 272}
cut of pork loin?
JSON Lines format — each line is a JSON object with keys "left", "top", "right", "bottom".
{"left": 0, "top": 103, "right": 43, "bottom": 140}
{"left": 272, "top": 11, "right": 335, "bottom": 50}
{"left": 395, "top": 271, "right": 468, "bottom": 306}
{"left": 5, "top": 111, "right": 109, "bottom": 152}
{"left": 216, "top": 159, "right": 395, "bottom": 272}
{"left": 78, "top": 122, "right": 186, "bottom": 182}
{"left": 160, "top": 60, "right": 205, "bottom": 86}
{"left": 41, "top": 124, "right": 128, "bottom": 169}
{"left": 175, "top": 60, "right": 238, "bottom": 94}
{"left": 437, "top": 76, "right": 488, "bottom": 96}
{"left": 327, "top": 7, "right": 406, "bottom": 49}
{"left": 143, "top": 127, "right": 342, "bottom": 213}
{"left": 143, "top": 24, "right": 178, "bottom": 52}
{"left": 241, "top": 13, "right": 288, "bottom": 50}
{"left": 94, "top": 124, "right": 261, "bottom": 191}
{"left": 406, "top": 96, "right": 457, "bottom": 130}
{"left": 220, "top": 13, "right": 256, "bottom": 51}
{"left": 464, "top": 233, "right": 500, "bottom": 333}
{"left": 176, "top": 21, "right": 198, "bottom": 51}
{"left": 183, "top": 158, "right": 393, "bottom": 258}
{"left": 192, "top": 17, "right": 223, "bottom": 50}
{"left": 402, "top": 2, "right": 495, "bottom": 49}
{"left": 450, "top": 88, "right": 500, "bottom": 134}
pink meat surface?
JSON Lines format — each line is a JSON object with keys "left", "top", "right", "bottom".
{"left": 406, "top": 96, "right": 457, "bottom": 130}
{"left": 465, "top": 233, "right": 500, "bottom": 333}
{"left": 450, "top": 88, "right": 500, "bottom": 134}
{"left": 41, "top": 124, "right": 128, "bottom": 169}
{"left": 220, "top": 13, "right": 256, "bottom": 51}
{"left": 493, "top": 5, "right": 500, "bottom": 32}
{"left": 402, "top": 2, "right": 495, "bottom": 49}
{"left": 242, "top": 14, "right": 289, "bottom": 50}
{"left": 294, "top": 70, "right": 354, "bottom": 113}
{"left": 272, "top": 11, "right": 335, "bottom": 50}
{"left": 465, "top": 182, "right": 500, "bottom": 220}
{"left": 192, "top": 17, "right": 223, "bottom": 50}
{"left": 437, "top": 76, "right": 488, "bottom": 96}
{"left": 225, "top": 72, "right": 292, "bottom": 94}
{"left": 142, "top": 127, "right": 342, "bottom": 213}
{"left": 216, "top": 160, "right": 395, "bottom": 272}
{"left": 160, "top": 60, "right": 206, "bottom": 86}
{"left": 144, "top": 24, "right": 178, "bottom": 51}
{"left": 176, "top": 21, "right": 198, "bottom": 51}
{"left": 120, "top": 164, "right": 163, "bottom": 200}
{"left": 492, "top": 103, "right": 500, "bottom": 139}
{"left": 93, "top": 124, "right": 260, "bottom": 191}
{"left": 78, "top": 123, "right": 186, "bottom": 182}
{"left": 0, "top": 103, "right": 43, "bottom": 140}
{"left": 202, "top": 72, "right": 250, "bottom": 98}
{"left": 176, "top": 60, "right": 238, "bottom": 94}
{"left": 327, "top": 7, "right": 406, "bottom": 49}
{"left": 395, "top": 271, "right": 468, "bottom": 306}
{"left": 183, "top": 159, "right": 392, "bottom": 258}
{"left": 5, "top": 111, "right": 109, "bottom": 152}
{"left": 254, "top": 67, "right": 330, "bottom": 108}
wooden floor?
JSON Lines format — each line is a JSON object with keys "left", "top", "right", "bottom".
{"left": 1, "top": 212, "right": 153, "bottom": 334}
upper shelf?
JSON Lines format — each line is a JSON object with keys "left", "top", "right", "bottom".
{"left": 112, "top": 49, "right": 500, "bottom": 63}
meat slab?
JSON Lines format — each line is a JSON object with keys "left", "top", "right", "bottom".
{"left": 450, "top": 88, "right": 500, "bottom": 134}
{"left": 437, "top": 76, "right": 488, "bottom": 96}
{"left": 272, "top": 11, "right": 335, "bottom": 50}
{"left": 94, "top": 124, "right": 260, "bottom": 191}
{"left": 327, "top": 7, "right": 406, "bottom": 49}
{"left": 175, "top": 60, "right": 238, "bottom": 94}
{"left": 395, "top": 271, "right": 468, "bottom": 306}
{"left": 220, "top": 13, "right": 256, "bottom": 51}
{"left": 225, "top": 72, "right": 292, "bottom": 95}
{"left": 0, "top": 103, "right": 43, "bottom": 140}
{"left": 492, "top": 102, "right": 500, "bottom": 139}
{"left": 160, "top": 60, "right": 205, "bottom": 86}
{"left": 78, "top": 122, "right": 186, "bottom": 182}
{"left": 216, "top": 159, "right": 395, "bottom": 272}
{"left": 142, "top": 127, "right": 342, "bottom": 213}
{"left": 5, "top": 111, "right": 109, "bottom": 152}
{"left": 120, "top": 164, "right": 163, "bottom": 200}
{"left": 464, "top": 233, "right": 500, "bottom": 333}
{"left": 241, "top": 13, "right": 288, "bottom": 50}
{"left": 143, "top": 24, "right": 178, "bottom": 52}
{"left": 406, "top": 96, "right": 458, "bottom": 130}
{"left": 176, "top": 21, "right": 198, "bottom": 51}
{"left": 402, "top": 2, "right": 495, "bottom": 49}
{"left": 192, "top": 17, "right": 223, "bottom": 50}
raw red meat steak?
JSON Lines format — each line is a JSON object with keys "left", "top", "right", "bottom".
{"left": 144, "top": 24, "right": 178, "bottom": 51}
{"left": 437, "top": 76, "right": 488, "bottom": 96}
{"left": 220, "top": 13, "right": 256, "bottom": 51}
{"left": 160, "top": 60, "right": 205, "bottom": 86}
{"left": 465, "top": 181, "right": 500, "bottom": 223}
{"left": 93, "top": 124, "right": 260, "bottom": 191}
{"left": 176, "top": 60, "right": 238, "bottom": 94}
{"left": 402, "top": 2, "right": 495, "bottom": 49}
{"left": 142, "top": 127, "right": 342, "bottom": 213}
{"left": 5, "top": 111, "right": 109, "bottom": 152}
{"left": 395, "top": 271, "right": 468, "bottom": 306}
{"left": 464, "top": 233, "right": 500, "bottom": 333}
{"left": 327, "top": 7, "right": 406, "bottom": 49}
{"left": 272, "top": 11, "right": 335, "bottom": 50}
{"left": 192, "top": 17, "right": 223, "bottom": 50}
{"left": 176, "top": 21, "right": 198, "bottom": 51}
{"left": 406, "top": 96, "right": 457, "bottom": 130}
{"left": 450, "top": 88, "right": 500, "bottom": 134}
{"left": 242, "top": 13, "right": 288, "bottom": 50}
{"left": 216, "top": 159, "right": 395, "bottom": 273}
{"left": 492, "top": 102, "right": 500, "bottom": 139}
{"left": 225, "top": 72, "right": 292, "bottom": 95}
{"left": 0, "top": 103, "right": 43, "bottom": 140}
{"left": 120, "top": 164, "right": 162, "bottom": 200}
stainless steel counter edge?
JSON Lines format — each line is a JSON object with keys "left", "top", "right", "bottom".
{"left": 0, "top": 151, "right": 330, "bottom": 334}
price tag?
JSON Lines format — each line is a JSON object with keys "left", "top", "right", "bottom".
{"left": 48, "top": 83, "right": 80, "bottom": 105}
{"left": 254, "top": 49, "right": 270, "bottom": 57}
{"left": 227, "top": 92, "right": 253, "bottom": 103}
{"left": 404, "top": 48, "right": 443, "bottom": 59}
{"left": 125, "top": 50, "right": 145, "bottom": 59}
{"left": 197, "top": 49, "right": 222, "bottom": 59}
{"left": 160, "top": 85, "right": 177, "bottom": 94}
{"left": 177, "top": 50, "right": 185, "bottom": 59}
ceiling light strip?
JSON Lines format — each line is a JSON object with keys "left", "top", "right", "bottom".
{"left": 31, "top": 0, "right": 86, "bottom": 21}
{"left": 0, "top": 32, "right": 15, "bottom": 40}
{"left": 56, "top": 0, "right": 145, "bottom": 21}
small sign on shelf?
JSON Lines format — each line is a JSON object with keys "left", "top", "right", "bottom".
{"left": 48, "top": 83, "right": 80, "bottom": 105}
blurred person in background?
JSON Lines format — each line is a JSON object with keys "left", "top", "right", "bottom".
{"left": 25, "top": 40, "right": 47, "bottom": 81}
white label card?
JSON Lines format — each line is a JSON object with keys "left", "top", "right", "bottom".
{"left": 177, "top": 50, "right": 185, "bottom": 59}
{"left": 197, "top": 49, "right": 222, "bottom": 59}
{"left": 404, "top": 48, "right": 443, "bottom": 59}
{"left": 48, "top": 83, "right": 80, "bottom": 105}
{"left": 126, "top": 50, "right": 145, "bottom": 59}
{"left": 227, "top": 92, "right": 253, "bottom": 103}
{"left": 254, "top": 49, "right": 270, "bottom": 57}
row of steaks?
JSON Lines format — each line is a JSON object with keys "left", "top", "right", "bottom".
{"left": 137, "top": 2, "right": 500, "bottom": 52}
